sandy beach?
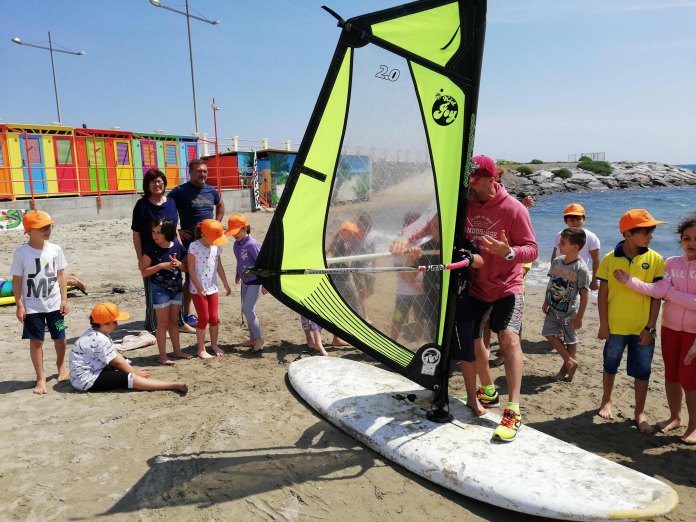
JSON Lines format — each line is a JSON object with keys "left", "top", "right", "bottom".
{"left": 1, "top": 211, "right": 694, "bottom": 521}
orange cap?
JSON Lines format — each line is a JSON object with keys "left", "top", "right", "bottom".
{"left": 201, "top": 219, "right": 228, "bottom": 246}
{"left": 563, "top": 203, "right": 586, "bottom": 217}
{"left": 225, "top": 214, "right": 249, "bottom": 236}
{"left": 91, "top": 302, "right": 130, "bottom": 324}
{"left": 22, "top": 211, "right": 55, "bottom": 233}
{"left": 339, "top": 221, "right": 360, "bottom": 235}
{"left": 619, "top": 209, "right": 667, "bottom": 234}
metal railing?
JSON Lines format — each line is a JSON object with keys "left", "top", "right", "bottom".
{"left": 568, "top": 152, "right": 606, "bottom": 162}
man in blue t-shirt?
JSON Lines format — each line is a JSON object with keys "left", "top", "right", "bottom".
{"left": 168, "top": 159, "right": 225, "bottom": 247}
{"left": 168, "top": 159, "right": 225, "bottom": 323}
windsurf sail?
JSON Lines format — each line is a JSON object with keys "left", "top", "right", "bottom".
{"left": 253, "top": 0, "right": 486, "bottom": 408}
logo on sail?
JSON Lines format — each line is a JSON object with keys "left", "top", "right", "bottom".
{"left": 432, "top": 90, "right": 458, "bottom": 126}
{"left": 421, "top": 347, "right": 441, "bottom": 375}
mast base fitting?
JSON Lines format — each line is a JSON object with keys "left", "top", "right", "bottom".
{"left": 426, "top": 408, "right": 453, "bottom": 424}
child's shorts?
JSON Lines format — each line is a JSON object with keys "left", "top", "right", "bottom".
{"left": 353, "top": 273, "right": 375, "bottom": 295}
{"left": 393, "top": 294, "right": 418, "bottom": 324}
{"left": 661, "top": 326, "right": 696, "bottom": 391}
{"left": 89, "top": 367, "right": 134, "bottom": 392}
{"left": 542, "top": 310, "right": 578, "bottom": 344}
{"left": 300, "top": 316, "right": 321, "bottom": 332}
{"left": 151, "top": 282, "right": 183, "bottom": 309}
{"left": 22, "top": 310, "right": 66, "bottom": 341}
{"left": 603, "top": 334, "right": 655, "bottom": 380}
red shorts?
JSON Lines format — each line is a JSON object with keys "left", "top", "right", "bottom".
{"left": 661, "top": 326, "right": 696, "bottom": 391}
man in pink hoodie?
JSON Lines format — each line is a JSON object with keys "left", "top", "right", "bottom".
{"left": 465, "top": 155, "right": 538, "bottom": 442}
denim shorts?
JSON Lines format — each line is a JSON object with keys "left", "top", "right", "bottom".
{"left": 22, "top": 310, "right": 66, "bottom": 341}
{"left": 150, "top": 282, "right": 183, "bottom": 309}
{"left": 603, "top": 334, "right": 655, "bottom": 380}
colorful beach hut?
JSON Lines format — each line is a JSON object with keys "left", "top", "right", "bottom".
{"left": 0, "top": 125, "right": 11, "bottom": 200}
{"left": 75, "top": 128, "right": 134, "bottom": 195}
{"left": 134, "top": 133, "right": 182, "bottom": 189}
{"left": 178, "top": 136, "right": 199, "bottom": 185}
{"left": 3, "top": 124, "right": 79, "bottom": 198}
{"left": 202, "top": 151, "right": 241, "bottom": 190}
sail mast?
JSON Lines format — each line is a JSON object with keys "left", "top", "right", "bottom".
{"left": 429, "top": 0, "right": 487, "bottom": 421}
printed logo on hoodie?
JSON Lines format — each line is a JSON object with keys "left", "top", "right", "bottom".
{"left": 466, "top": 215, "right": 501, "bottom": 243}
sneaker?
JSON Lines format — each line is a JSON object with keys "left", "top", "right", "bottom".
{"left": 186, "top": 314, "right": 198, "bottom": 327}
{"left": 493, "top": 408, "right": 522, "bottom": 442}
{"left": 476, "top": 387, "right": 500, "bottom": 408}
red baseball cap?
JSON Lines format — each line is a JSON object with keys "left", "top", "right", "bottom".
{"left": 470, "top": 155, "right": 497, "bottom": 182}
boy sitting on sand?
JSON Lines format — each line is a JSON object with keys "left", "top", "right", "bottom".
{"left": 542, "top": 227, "right": 590, "bottom": 382}
{"left": 10, "top": 211, "right": 69, "bottom": 395}
{"left": 596, "top": 209, "right": 666, "bottom": 433}
{"left": 69, "top": 302, "right": 187, "bottom": 394}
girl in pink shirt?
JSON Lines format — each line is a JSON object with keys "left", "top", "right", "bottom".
{"left": 614, "top": 213, "right": 696, "bottom": 443}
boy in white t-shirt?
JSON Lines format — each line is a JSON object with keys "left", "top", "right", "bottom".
{"left": 10, "top": 211, "right": 68, "bottom": 395}
{"left": 550, "top": 203, "right": 600, "bottom": 291}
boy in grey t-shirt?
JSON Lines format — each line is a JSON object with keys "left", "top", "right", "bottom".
{"left": 542, "top": 227, "right": 591, "bottom": 382}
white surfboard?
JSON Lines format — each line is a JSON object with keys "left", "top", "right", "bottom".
{"left": 288, "top": 356, "right": 678, "bottom": 521}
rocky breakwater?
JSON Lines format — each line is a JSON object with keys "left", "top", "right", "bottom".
{"left": 501, "top": 162, "right": 696, "bottom": 198}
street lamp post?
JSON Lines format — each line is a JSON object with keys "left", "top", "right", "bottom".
{"left": 11, "top": 32, "right": 85, "bottom": 124}
{"left": 149, "top": 0, "right": 220, "bottom": 135}
{"left": 211, "top": 98, "right": 221, "bottom": 194}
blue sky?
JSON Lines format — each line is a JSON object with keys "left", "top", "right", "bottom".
{"left": 1, "top": 0, "right": 695, "bottom": 163}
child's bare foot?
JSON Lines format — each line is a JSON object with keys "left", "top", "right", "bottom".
{"left": 33, "top": 379, "right": 47, "bottom": 395}
{"left": 682, "top": 425, "right": 696, "bottom": 444}
{"left": 565, "top": 360, "right": 579, "bottom": 382}
{"left": 598, "top": 400, "right": 614, "bottom": 419}
{"left": 252, "top": 339, "right": 264, "bottom": 352}
{"left": 331, "top": 337, "right": 350, "bottom": 347}
{"left": 57, "top": 366, "right": 70, "bottom": 382}
{"left": 198, "top": 351, "right": 213, "bottom": 360}
{"left": 157, "top": 358, "right": 175, "bottom": 366}
{"left": 179, "top": 324, "right": 196, "bottom": 334}
{"left": 240, "top": 339, "right": 254, "bottom": 347}
{"left": 316, "top": 345, "right": 328, "bottom": 356}
{"left": 172, "top": 351, "right": 193, "bottom": 360}
{"left": 211, "top": 346, "right": 225, "bottom": 356}
{"left": 655, "top": 416, "right": 681, "bottom": 433}
{"left": 467, "top": 397, "right": 486, "bottom": 417}
{"left": 635, "top": 412, "right": 655, "bottom": 434}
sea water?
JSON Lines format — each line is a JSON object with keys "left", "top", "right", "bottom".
{"left": 526, "top": 182, "right": 696, "bottom": 286}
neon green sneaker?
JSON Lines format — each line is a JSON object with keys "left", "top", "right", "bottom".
{"left": 493, "top": 407, "right": 522, "bottom": 442}
{"left": 476, "top": 387, "right": 500, "bottom": 408}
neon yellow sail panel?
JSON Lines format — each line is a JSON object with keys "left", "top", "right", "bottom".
{"left": 371, "top": 2, "right": 461, "bottom": 67}
{"left": 255, "top": 0, "right": 486, "bottom": 390}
